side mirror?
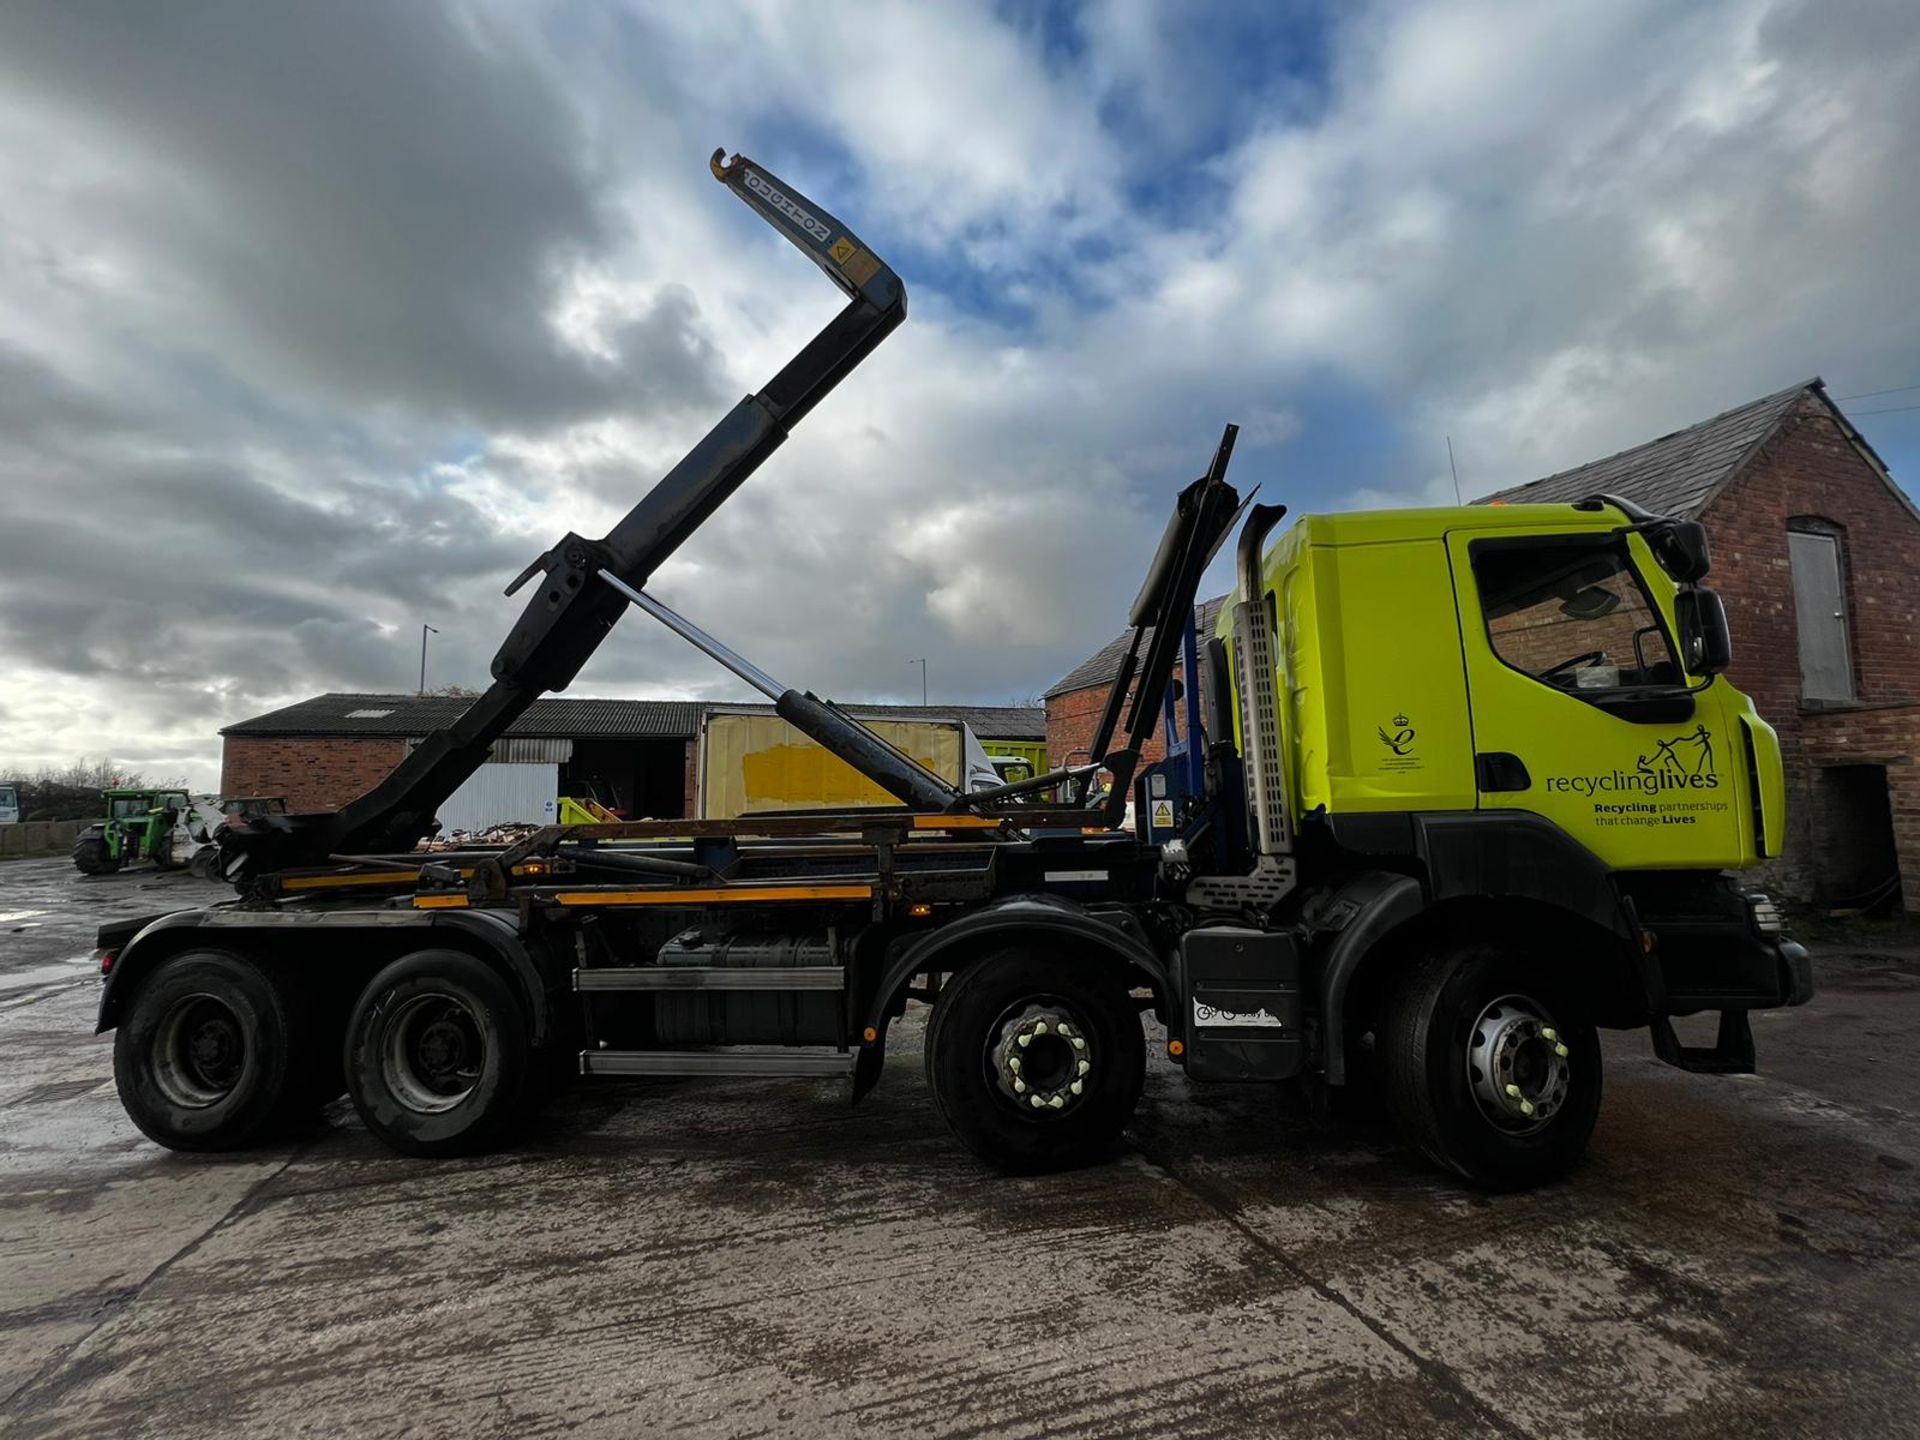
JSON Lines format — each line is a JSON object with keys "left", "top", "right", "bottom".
{"left": 1675, "top": 586, "right": 1732, "bottom": 675}
{"left": 1648, "top": 520, "right": 1711, "bottom": 583}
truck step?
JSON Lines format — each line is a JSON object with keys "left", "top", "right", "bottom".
{"left": 581, "top": 1046, "right": 857, "bottom": 1078}
{"left": 1650, "top": 1011, "right": 1755, "bottom": 1075}
{"left": 574, "top": 966, "right": 845, "bottom": 993}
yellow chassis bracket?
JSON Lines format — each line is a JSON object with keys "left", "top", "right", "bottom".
{"left": 410, "top": 882, "right": 874, "bottom": 911}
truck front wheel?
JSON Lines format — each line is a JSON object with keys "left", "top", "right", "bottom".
{"left": 343, "top": 949, "right": 528, "bottom": 1157}
{"left": 113, "top": 949, "right": 304, "bottom": 1151}
{"left": 927, "top": 948, "right": 1145, "bottom": 1173}
{"left": 1378, "top": 941, "right": 1602, "bottom": 1190}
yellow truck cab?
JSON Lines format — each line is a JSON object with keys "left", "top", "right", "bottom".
{"left": 1175, "top": 491, "right": 1809, "bottom": 1184}
{"left": 1262, "top": 500, "right": 1783, "bottom": 868}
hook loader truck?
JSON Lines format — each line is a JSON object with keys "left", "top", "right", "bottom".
{"left": 92, "top": 149, "right": 1810, "bottom": 1189}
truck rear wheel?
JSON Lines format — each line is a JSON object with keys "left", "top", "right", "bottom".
{"left": 927, "top": 948, "right": 1145, "bottom": 1173}
{"left": 1378, "top": 941, "right": 1601, "bottom": 1190}
{"left": 113, "top": 949, "right": 305, "bottom": 1151}
{"left": 342, "top": 949, "right": 528, "bottom": 1158}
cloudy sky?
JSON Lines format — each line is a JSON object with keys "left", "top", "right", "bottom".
{"left": 2, "top": 0, "right": 1918, "bottom": 791}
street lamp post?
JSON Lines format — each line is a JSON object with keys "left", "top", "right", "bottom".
{"left": 908, "top": 657, "right": 927, "bottom": 706}
{"left": 419, "top": 624, "right": 439, "bottom": 695}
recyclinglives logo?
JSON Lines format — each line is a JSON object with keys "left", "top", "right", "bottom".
{"left": 1544, "top": 724, "right": 1719, "bottom": 798}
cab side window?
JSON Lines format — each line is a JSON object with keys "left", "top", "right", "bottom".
{"left": 1471, "top": 538, "right": 1677, "bottom": 693}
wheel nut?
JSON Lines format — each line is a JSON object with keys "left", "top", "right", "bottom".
{"left": 1078, "top": 1060, "right": 1090, "bottom": 1075}
{"left": 1554, "top": 1043, "right": 1569, "bottom": 1058}
{"left": 1541, "top": 1027, "right": 1558, "bottom": 1042}
{"left": 1070, "top": 1080, "right": 1083, "bottom": 1096}
{"left": 1013, "top": 1080, "right": 1027, "bottom": 1093}
{"left": 1505, "top": 1083, "right": 1523, "bottom": 1098}
{"left": 1071, "top": 1037, "right": 1086, "bottom": 1051}
{"left": 1048, "top": 1096, "right": 1064, "bottom": 1109}
{"left": 1519, "top": 1099, "right": 1536, "bottom": 1117}
{"left": 1009, "top": 1056, "right": 1021, "bottom": 1073}
{"left": 1029, "top": 1094, "right": 1045, "bottom": 1109}
{"left": 1018, "top": 1033, "right": 1032, "bottom": 1048}
{"left": 1034, "top": 1021, "right": 1049, "bottom": 1034}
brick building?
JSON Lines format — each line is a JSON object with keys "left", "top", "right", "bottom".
{"left": 222, "top": 694, "right": 1045, "bottom": 827}
{"left": 1044, "top": 596, "right": 1225, "bottom": 778}
{"left": 1046, "top": 379, "right": 1919, "bottom": 912}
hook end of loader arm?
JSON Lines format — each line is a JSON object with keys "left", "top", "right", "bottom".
{"left": 710, "top": 145, "right": 903, "bottom": 313}
{"left": 220, "top": 148, "right": 914, "bottom": 879}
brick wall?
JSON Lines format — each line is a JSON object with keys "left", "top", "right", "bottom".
{"left": 1045, "top": 666, "right": 1195, "bottom": 782}
{"left": 220, "top": 736, "right": 409, "bottom": 813}
{"left": 1702, "top": 395, "right": 1920, "bottom": 908}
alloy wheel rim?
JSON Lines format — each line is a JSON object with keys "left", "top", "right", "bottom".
{"left": 381, "top": 992, "right": 485, "bottom": 1114}
{"left": 153, "top": 993, "right": 246, "bottom": 1108}
{"left": 986, "top": 1000, "right": 1094, "bottom": 1118}
{"left": 1465, "top": 993, "right": 1571, "bottom": 1134}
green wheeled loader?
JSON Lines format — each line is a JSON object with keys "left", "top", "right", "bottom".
{"left": 73, "top": 789, "right": 213, "bottom": 876}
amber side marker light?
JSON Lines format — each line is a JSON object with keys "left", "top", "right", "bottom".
{"left": 862, "top": 1026, "right": 879, "bottom": 1044}
{"left": 1167, "top": 1039, "right": 1185, "bottom": 1057}
{"left": 907, "top": 902, "right": 933, "bottom": 918}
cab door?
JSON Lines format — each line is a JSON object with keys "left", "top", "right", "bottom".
{"left": 1447, "top": 526, "right": 1747, "bottom": 869}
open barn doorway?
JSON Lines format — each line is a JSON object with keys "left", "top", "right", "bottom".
{"left": 561, "top": 738, "right": 689, "bottom": 821}
{"left": 1814, "top": 763, "right": 1901, "bottom": 913}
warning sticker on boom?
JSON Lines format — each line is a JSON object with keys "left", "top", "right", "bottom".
{"left": 1149, "top": 800, "right": 1175, "bottom": 829}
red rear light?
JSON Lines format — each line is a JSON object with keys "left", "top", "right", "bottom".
{"left": 97, "top": 949, "right": 118, "bottom": 976}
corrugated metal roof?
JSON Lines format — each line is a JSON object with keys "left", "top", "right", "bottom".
{"left": 1045, "top": 595, "right": 1225, "bottom": 700}
{"left": 404, "top": 736, "right": 575, "bottom": 764}
{"left": 226, "top": 694, "right": 708, "bottom": 739}
{"left": 1478, "top": 380, "right": 1819, "bottom": 517}
{"left": 224, "top": 694, "right": 1045, "bottom": 742}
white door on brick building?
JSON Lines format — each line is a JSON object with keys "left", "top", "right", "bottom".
{"left": 1788, "top": 528, "right": 1854, "bottom": 702}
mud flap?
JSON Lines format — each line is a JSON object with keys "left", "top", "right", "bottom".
{"left": 1172, "top": 927, "right": 1303, "bottom": 1081}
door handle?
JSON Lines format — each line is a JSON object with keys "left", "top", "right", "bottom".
{"left": 1475, "top": 752, "right": 1531, "bottom": 792}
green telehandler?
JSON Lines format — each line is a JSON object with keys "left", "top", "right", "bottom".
{"left": 72, "top": 789, "right": 216, "bottom": 876}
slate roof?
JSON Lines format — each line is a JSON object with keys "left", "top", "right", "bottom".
{"left": 1478, "top": 379, "right": 1819, "bottom": 516}
{"left": 223, "top": 693, "right": 1044, "bottom": 742}
{"left": 1045, "top": 595, "right": 1226, "bottom": 700}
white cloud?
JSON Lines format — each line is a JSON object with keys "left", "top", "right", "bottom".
{"left": 2, "top": 0, "right": 1918, "bottom": 790}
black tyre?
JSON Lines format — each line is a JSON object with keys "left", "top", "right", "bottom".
{"left": 1378, "top": 941, "right": 1602, "bottom": 1190}
{"left": 188, "top": 847, "right": 220, "bottom": 882}
{"left": 113, "top": 949, "right": 306, "bottom": 1151}
{"left": 73, "top": 836, "right": 119, "bottom": 876}
{"left": 927, "top": 948, "right": 1145, "bottom": 1173}
{"left": 343, "top": 949, "right": 528, "bottom": 1157}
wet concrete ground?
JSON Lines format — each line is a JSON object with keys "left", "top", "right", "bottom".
{"left": 1, "top": 855, "right": 1917, "bottom": 1437}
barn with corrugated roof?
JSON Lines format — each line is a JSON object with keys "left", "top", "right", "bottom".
{"left": 221, "top": 693, "right": 1044, "bottom": 831}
